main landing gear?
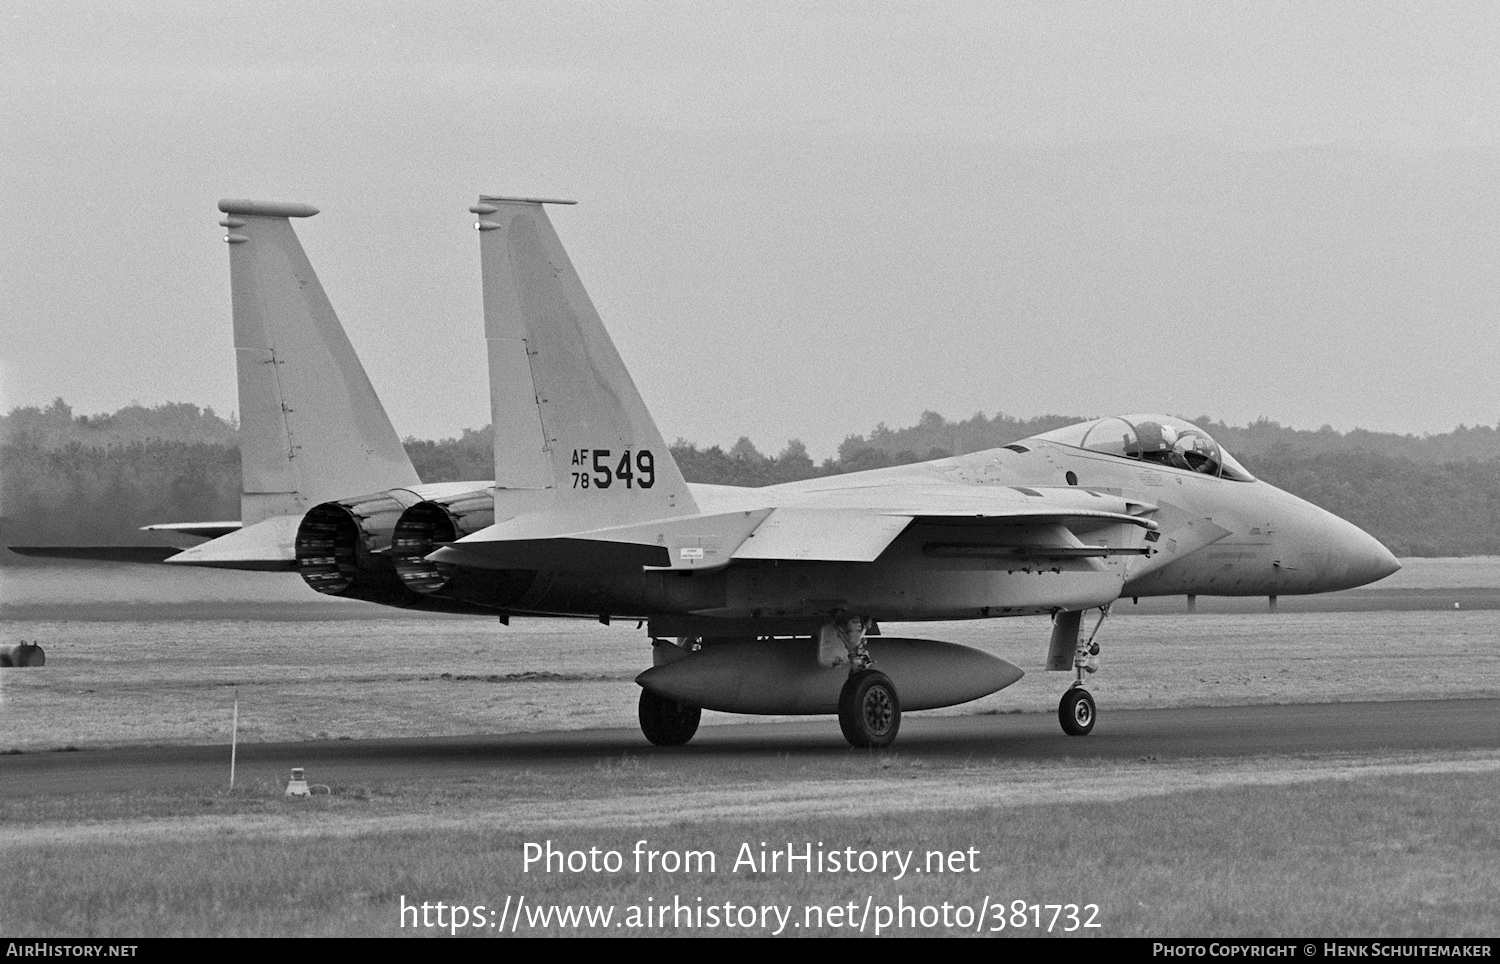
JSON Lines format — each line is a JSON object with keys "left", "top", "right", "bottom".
{"left": 839, "top": 669, "right": 900, "bottom": 748}
{"left": 1051, "top": 604, "right": 1109, "bottom": 737}
{"left": 638, "top": 636, "right": 702, "bottom": 746}
{"left": 633, "top": 618, "right": 906, "bottom": 749}
{"left": 828, "top": 616, "right": 901, "bottom": 748}
{"left": 638, "top": 689, "right": 701, "bottom": 746}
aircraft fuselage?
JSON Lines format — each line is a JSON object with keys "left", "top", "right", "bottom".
{"left": 419, "top": 436, "right": 1397, "bottom": 628}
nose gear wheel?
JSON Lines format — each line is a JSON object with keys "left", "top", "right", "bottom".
{"left": 1058, "top": 687, "right": 1096, "bottom": 736}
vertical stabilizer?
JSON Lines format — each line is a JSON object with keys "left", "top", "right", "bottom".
{"left": 219, "top": 199, "right": 420, "bottom": 525}
{"left": 473, "top": 196, "right": 696, "bottom": 531}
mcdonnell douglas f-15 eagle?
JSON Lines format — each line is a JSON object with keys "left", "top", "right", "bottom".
{"left": 14, "top": 197, "right": 1401, "bottom": 749}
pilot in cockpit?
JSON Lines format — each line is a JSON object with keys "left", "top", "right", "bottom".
{"left": 1127, "top": 421, "right": 1221, "bottom": 474}
{"left": 1036, "top": 415, "right": 1249, "bottom": 481}
{"left": 1125, "top": 421, "right": 1184, "bottom": 468}
{"left": 1173, "top": 432, "right": 1221, "bottom": 474}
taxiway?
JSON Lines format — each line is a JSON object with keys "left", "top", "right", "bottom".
{"left": 2, "top": 698, "right": 1495, "bottom": 798}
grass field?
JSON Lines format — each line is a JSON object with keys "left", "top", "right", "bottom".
{"left": 1, "top": 559, "right": 1497, "bottom": 937}
{"left": 0, "top": 606, "right": 1495, "bottom": 750}
{"left": 3, "top": 754, "right": 1497, "bottom": 937}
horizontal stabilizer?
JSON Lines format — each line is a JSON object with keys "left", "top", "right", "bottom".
{"left": 162, "top": 515, "right": 301, "bottom": 571}
{"left": 7, "top": 546, "right": 181, "bottom": 564}
{"left": 140, "top": 521, "right": 243, "bottom": 548}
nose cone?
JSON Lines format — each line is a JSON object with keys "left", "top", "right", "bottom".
{"left": 1342, "top": 526, "right": 1402, "bottom": 589}
{"left": 1311, "top": 512, "right": 1401, "bottom": 591}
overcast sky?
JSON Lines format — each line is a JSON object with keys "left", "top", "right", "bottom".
{"left": 3, "top": 2, "right": 1497, "bottom": 458}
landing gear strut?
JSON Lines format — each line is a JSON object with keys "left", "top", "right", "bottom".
{"left": 1052, "top": 604, "right": 1109, "bottom": 737}
{"left": 827, "top": 616, "right": 902, "bottom": 748}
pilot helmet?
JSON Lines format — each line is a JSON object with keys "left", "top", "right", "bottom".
{"left": 1132, "top": 420, "right": 1174, "bottom": 454}
{"left": 1173, "top": 432, "right": 1221, "bottom": 472}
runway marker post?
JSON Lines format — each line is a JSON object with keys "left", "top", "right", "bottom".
{"left": 230, "top": 687, "right": 239, "bottom": 789}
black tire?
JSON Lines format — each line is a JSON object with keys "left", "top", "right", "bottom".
{"left": 1058, "top": 688, "right": 1096, "bottom": 736}
{"left": 839, "top": 669, "right": 901, "bottom": 748}
{"left": 638, "top": 689, "right": 701, "bottom": 746}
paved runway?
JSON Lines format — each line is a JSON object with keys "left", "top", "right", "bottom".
{"left": 2, "top": 698, "right": 1496, "bottom": 798}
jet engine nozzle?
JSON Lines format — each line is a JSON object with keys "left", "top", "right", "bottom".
{"left": 390, "top": 495, "right": 537, "bottom": 609}
{"left": 294, "top": 491, "right": 420, "bottom": 599}
{"left": 390, "top": 493, "right": 494, "bottom": 594}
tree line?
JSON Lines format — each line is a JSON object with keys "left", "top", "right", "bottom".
{"left": 3, "top": 400, "right": 1497, "bottom": 556}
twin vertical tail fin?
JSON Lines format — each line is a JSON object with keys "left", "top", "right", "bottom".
{"left": 202, "top": 195, "right": 692, "bottom": 576}
{"left": 473, "top": 197, "right": 696, "bottom": 533}
{"left": 219, "top": 199, "right": 420, "bottom": 526}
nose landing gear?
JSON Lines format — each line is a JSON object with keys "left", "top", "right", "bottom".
{"left": 1058, "top": 686, "right": 1096, "bottom": 736}
{"left": 1050, "top": 604, "right": 1109, "bottom": 737}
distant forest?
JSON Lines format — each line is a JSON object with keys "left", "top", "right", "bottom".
{"left": 3, "top": 398, "right": 1498, "bottom": 556}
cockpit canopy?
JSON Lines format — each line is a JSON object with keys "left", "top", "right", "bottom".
{"left": 1032, "top": 415, "right": 1255, "bottom": 481}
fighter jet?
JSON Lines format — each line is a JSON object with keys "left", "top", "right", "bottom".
{"left": 14, "top": 197, "right": 1401, "bottom": 750}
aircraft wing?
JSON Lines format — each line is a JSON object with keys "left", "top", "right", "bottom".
{"left": 430, "top": 484, "right": 1159, "bottom": 572}
{"left": 728, "top": 508, "right": 913, "bottom": 562}
{"left": 429, "top": 509, "right": 772, "bottom": 572}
